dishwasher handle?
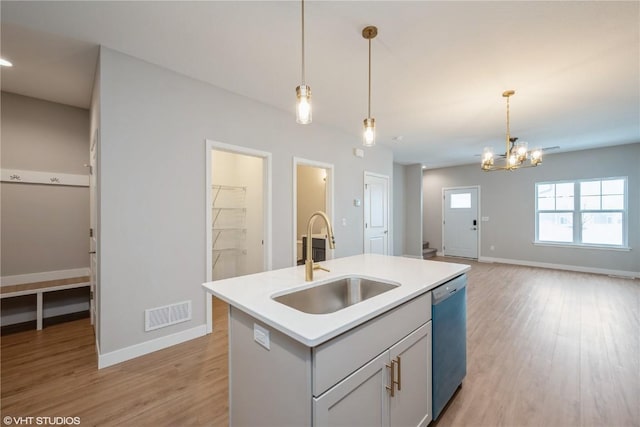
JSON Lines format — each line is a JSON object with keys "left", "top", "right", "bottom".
{"left": 432, "top": 274, "right": 467, "bottom": 305}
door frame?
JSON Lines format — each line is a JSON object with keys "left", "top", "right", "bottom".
{"left": 205, "top": 139, "right": 273, "bottom": 333}
{"left": 89, "top": 127, "right": 99, "bottom": 345}
{"left": 292, "top": 157, "right": 335, "bottom": 266}
{"left": 363, "top": 171, "right": 391, "bottom": 255}
{"left": 441, "top": 185, "right": 481, "bottom": 259}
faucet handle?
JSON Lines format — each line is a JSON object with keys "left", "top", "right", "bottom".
{"left": 314, "top": 264, "right": 330, "bottom": 273}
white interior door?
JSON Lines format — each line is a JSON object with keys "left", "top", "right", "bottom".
{"left": 89, "top": 129, "right": 99, "bottom": 335}
{"left": 443, "top": 187, "right": 479, "bottom": 258}
{"left": 364, "top": 172, "right": 389, "bottom": 255}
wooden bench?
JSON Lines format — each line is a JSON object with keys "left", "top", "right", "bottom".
{"left": 0, "top": 276, "right": 91, "bottom": 330}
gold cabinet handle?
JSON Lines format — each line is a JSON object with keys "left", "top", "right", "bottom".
{"left": 395, "top": 356, "right": 401, "bottom": 391}
{"left": 385, "top": 360, "right": 396, "bottom": 397}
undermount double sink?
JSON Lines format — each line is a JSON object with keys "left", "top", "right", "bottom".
{"left": 273, "top": 276, "right": 400, "bottom": 315}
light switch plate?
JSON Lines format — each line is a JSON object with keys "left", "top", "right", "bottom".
{"left": 481, "top": 216, "right": 489, "bottom": 222}
{"left": 253, "top": 323, "right": 270, "bottom": 350}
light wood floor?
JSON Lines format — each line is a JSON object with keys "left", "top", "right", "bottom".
{"left": 2, "top": 260, "right": 638, "bottom": 426}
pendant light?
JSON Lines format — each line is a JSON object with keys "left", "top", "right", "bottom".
{"left": 362, "top": 26, "right": 378, "bottom": 147}
{"left": 295, "top": 0, "right": 312, "bottom": 124}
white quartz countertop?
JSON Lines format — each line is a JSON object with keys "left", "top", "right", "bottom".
{"left": 202, "top": 254, "right": 470, "bottom": 347}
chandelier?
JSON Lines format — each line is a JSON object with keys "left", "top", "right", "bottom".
{"left": 481, "top": 90, "right": 542, "bottom": 171}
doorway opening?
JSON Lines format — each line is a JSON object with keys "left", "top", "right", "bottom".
{"left": 293, "top": 158, "right": 334, "bottom": 266}
{"left": 205, "top": 140, "right": 272, "bottom": 333}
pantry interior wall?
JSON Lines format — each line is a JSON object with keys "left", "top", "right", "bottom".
{"left": 211, "top": 150, "right": 264, "bottom": 279}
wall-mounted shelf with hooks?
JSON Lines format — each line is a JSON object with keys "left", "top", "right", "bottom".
{"left": 1, "top": 168, "right": 89, "bottom": 187}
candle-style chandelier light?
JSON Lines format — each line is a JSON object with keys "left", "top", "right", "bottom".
{"left": 481, "top": 90, "right": 542, "bottom": 171}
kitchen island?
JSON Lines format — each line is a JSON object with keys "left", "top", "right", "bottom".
{"left": 203, "top": 254, "right": 470, "bottom": 426}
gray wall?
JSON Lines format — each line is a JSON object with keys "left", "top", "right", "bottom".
{"left": 392, "top": 163, "right": 423, "bottom": 257}
{"left": 97, "top": 48, "right": 393, "bottom": 354}
{"left": 423, "top": 143, "right": 640, "bottom": 274}
{"left": 404, "top": 164, "right": 424, "bottom": 257}
{"left": 1, "top": 92, "right": 89, "bottom": 276}
{"left": 392, "top": 163, "right": 406, "bottom": 256}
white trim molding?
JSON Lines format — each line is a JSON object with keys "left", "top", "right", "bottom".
{"left": 98, "top": 324, "right": 207, "bottom": 369}
{"left": 478, "top": 256, "right": 639, "bottom": 279}
{"left": 1, "top": 268, "right": 90, "bottom": 287}
{"left": 1, "top": 168, "right": 89, "bottom": 187}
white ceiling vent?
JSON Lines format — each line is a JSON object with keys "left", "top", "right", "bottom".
{"left": 145, "top": 300, "right": 192, "bottom": 332}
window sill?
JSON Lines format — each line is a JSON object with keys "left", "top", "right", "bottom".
{"left": 533, "top": 241, "right": 631, "bottom": 252}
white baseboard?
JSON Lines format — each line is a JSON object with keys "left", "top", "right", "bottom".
{"left": 478, "top": 256, "right": 639, "bottom": 279}
{"left": 1, "top": 268, "right": 90, "bottom": 286}
{"left": 98, "top": 324, "right": 208, "bottom": 369}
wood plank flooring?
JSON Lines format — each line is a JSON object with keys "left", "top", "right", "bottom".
{"left": 1, "top": 260, "right": 638, "bottom": 426}
{"left": 1, "top": 298, "right": 229, "bottom": 426}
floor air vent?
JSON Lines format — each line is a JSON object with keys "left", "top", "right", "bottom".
{"left": 145, "top": 300, "right": 192, "bottom": 331}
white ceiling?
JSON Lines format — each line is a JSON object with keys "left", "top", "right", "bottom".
{"left": 1, "top": 1, "right": 638, "bottom": 168}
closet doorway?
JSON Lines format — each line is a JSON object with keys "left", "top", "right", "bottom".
{"left": 205, "top": 140, "right": 272, "bottom": 333}
{"left": 292, "top": 158, "right": 334, "bottom": 266}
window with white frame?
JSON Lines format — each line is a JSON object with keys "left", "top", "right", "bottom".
{"left": 535, "top": 177, "right": 628, "bottom": 247}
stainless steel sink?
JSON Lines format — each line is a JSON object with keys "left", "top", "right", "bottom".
{"left": 273, "top": 276, "right": 399, "bottom": 314}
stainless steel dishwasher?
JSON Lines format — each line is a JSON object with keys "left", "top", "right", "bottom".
{"left": 432, "top": 273, "right": 467, "bottom": 420}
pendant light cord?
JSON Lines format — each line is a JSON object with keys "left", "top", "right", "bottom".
{"left": 368, "top": 38, "right": 371, "bottom": 118}
{"left": 301, "top": 0, "right": 305, "bottom": 84}
{"left": 505, "top": 94, "right": 510, "bottom": 155}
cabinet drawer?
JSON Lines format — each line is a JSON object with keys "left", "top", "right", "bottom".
{"left": 312, "top": 292, "right": 431, "bottom": 397}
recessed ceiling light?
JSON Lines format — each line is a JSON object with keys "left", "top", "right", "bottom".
{"left": 0, "top": 58, "right": 13, "bottom": 67}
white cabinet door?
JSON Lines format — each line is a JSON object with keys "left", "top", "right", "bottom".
{"left": 314, "top": 351, "right": 390, "bottom": 427}
{"left": 389, "top": 322, "right": 433, "bottom": 427}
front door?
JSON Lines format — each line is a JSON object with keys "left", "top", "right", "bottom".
{"left": 443, "top": 187, "right": 479, "bottom": 258}
{"left": 364, "top": 172, "right": 389, "bottom": 255}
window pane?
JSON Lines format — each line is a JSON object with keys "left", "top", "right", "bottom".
{"left": 556, "top": 183, "right": 574, "bottom": 210}
{"left": 537, "top": 184, "right": 554, "bottom": 198}
{"left": 451, "top": 193, "right": 471, "bottom": 209}
{"left": 581, "top": 181, "right": 600, "bottom": 196}
{"left": 557, "top": 183, "right": 574, "bottom": 197}
{"left": 602, "top": 179, "right": 624, "bottom": 195}
{"left": 581, "top": 195, "right": 601, "bottom": 210}
{"left": 538, "top": 213, "right": 574, "bottom": 242}
{"left": 582, "top": 213, "right": 622, "bottom": 245}
{"left": 538, "top": 197, "right": 555, "bottom": 210}
{"left": 602, "top": 195, "right": 623, "bottom": 210}
{"left": 556, "top": 195, "right": 574, "bottom": 210}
